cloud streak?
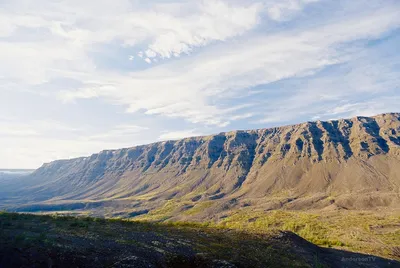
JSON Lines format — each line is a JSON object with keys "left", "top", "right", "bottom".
{"left": 58, "top": 3, "right": 400, "bottom": 126}
{"left": 0, "top": 0, "right": 399, "bottom": 168}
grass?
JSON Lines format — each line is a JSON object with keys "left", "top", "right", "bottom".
{"left": 0, "top": 211, "right": 313, "bottom": 268}
{"left": 211, "top": 209, "right": 400, "bottom": 260}
{"left": 122, "top": 204, "right": 400, "bottom": 260}
{"left": 182, "top": 201, "right": 214, "bottom": 216}
{"left": 2, "top": 208, "right": 399, "bottom": 265}
{"left": 136, "top": 200, "right": 184, "bottom": 221}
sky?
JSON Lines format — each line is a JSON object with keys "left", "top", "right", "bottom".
{"left": 0, "top": 0, "right": 399, "bottom": 169}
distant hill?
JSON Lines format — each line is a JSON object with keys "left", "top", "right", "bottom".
{"left": 0, "top": 169, "right": 34, "bottom": 176}
{"left": 1, "top": 113, "right": 400, "bottom": 218}
{"left": 0, "top": 170, "right": 34, "bottom": 184}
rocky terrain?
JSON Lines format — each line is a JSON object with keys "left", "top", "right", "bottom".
{"left": 1, "top": 113, "right": 399, "bottom": 217}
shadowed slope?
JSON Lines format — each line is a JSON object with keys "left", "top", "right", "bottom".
{"left": 0, "top": 212, "right": 398, "bottom": 268}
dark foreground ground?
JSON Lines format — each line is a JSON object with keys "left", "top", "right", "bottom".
{"left": 0, "top": 212, "right": 398, "bottom": 268}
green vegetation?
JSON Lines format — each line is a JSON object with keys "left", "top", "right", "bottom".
{"left": 129, "top": 205, "right": 400, "bottom": 261}
{"left": 0, "top": 211, "right": 313, "bottom": 267}
{"left": 137, "top": 200, "right": 184, "bottom": 221}
{"left": 182, "top": 201, "right": 214, "bottom": 216}
{"left": 1, "top": 210, "right": 399, "bottom": 267}
{"left": 212, "top": 209, "right": 400, "bottom": 260}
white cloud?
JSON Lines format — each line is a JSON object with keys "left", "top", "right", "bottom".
{"left": 145, "top": 50, "right": 157, "bottom": 58}
{"left": 0, "top": 120, "right": 151, "bottom": 168}
{"left": 143, "top": 0, "right": 263, "bottom": 58}
{"left": 57, "top": 4, "right": 400, "bottom": 126}
{"left": 230, "top": 113, "right": 256, "bottom": 121}
{"left": 0, "top": 0, "right": 399, "bottom": 168}
{"left": 88, "top": 124, "right": 149, "bottom": 141}
{"left": 0, "top": 0, "right": 265, "bottom": 60}
{"left": 0, "top": 120, "right": 77, "bottom": 137}
{"left": 0, "top": 0, "right": 319, "bottom": 69}
{"left": 319, "top": 97, "right": 400, "bottom": 119}
{"left": 0, "top": 127, "right": 39, "bottom": 137}
{"left": 159, "top": 129, "right": 204, "bottom": 141}
{"left": 0, "top": 136, "right": 132, "bottom": 169}
{"left": 0, "top": 0, "right": 327, "bottom": 122}
{"left": 266, "top": 0, "right": 320, "bottom": 21}
{"left": 0, "top": 40, "right": 91, "bottom": 85}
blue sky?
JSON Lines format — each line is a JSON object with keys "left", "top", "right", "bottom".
{"left": 0, "top": 0, "right": 399, "bottom": 168}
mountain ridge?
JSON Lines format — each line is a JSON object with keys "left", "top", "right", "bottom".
{"left": 1, "top": 113, "right": 400, "bottom": 218}
{"left": 36, "top": 112, "right": 400, "bottom": 166}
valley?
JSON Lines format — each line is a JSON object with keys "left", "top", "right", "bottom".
{"left": 1, "top": 113, "right": 400, "bottom": 266}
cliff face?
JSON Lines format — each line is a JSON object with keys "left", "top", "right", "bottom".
{"left": 2, "top": 113, "right": 400, "bottom": 215}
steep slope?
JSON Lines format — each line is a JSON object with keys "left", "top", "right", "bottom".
{"left": 1, "top": 113, "right": 400, "bottom": 216}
